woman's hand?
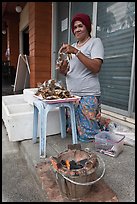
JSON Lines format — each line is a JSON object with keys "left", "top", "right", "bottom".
{"left": 60, "top": 43, "right": 102, "bottom": 74}
{"left": 60, "top": 43, "right": 78, "bottom": 55}
{"left": 56, "top": 59, "right": 69, "bottom": 76}
{"left": 56, "top": 43, "right": 77, "bottom": 76}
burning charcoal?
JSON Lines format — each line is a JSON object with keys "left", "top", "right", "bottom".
{"left": 60, "top": 160, "right": 66, "bottom": 166}
{"left": 50, "top": 159, "right": 58, "bottom": 171}
{"left": 69, "top": 160, "right": 77, "bottom": 169}
{"left": 78, "top": 159, "right": 88, "bottom": 166}
{"left": 70, "top": 160, "right": 83, "bottom": 170}
{"left": 57, "top": 163, "right": 62, "bottom": 169}
{"left": 66, "top": 160, "right": 70, "bottom": 170}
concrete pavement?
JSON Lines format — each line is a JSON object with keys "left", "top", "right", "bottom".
{"left": 2, "top": 121, "right": 48, "bottom": 202}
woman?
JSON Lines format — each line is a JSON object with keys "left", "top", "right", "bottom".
{"left": 56, "top": 13, "right": 104, "bottom": 142}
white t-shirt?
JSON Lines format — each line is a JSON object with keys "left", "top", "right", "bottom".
{"left": 66, "top": 37, "right": 104, "bottom": 97}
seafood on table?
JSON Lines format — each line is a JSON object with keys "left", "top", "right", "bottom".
{"left": 35, "top": 79, "right": 73, "bottom": 100}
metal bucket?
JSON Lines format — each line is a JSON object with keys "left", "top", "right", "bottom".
{"left": 51, "top": 148, "right": 105, "bottom": 200}
{"left": 56, "top": 170, "right": 96, "bottom": 200}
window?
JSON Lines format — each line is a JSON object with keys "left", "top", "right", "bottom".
{"left": 96, "top": 2, "right": 135, "bottom": 117}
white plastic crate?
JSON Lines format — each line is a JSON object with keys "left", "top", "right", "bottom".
{"left": 2, "top": 94, "right": 61, "bottom": 142}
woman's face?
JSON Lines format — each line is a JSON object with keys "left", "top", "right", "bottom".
{"left": 73, "top": 20, "right": 89, "bottom": 41}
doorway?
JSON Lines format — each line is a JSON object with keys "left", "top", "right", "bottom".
{"left": 22, "top": 27, "right": 29, "bottom": 56}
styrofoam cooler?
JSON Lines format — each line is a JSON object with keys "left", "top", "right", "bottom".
{"left": 23, "top": 88, "right": 38, "bottom": 105}
{"left": 2, "top": 94, "right": 61, "bottom": 142}
{"left": 2, "top": 94, "right": 27, "bottom": 124}
{"left": 2, "top": 94, "right": 27, "bottom": 106}
{"left": 3, "top": 103, "right": 34, "bottom": 141}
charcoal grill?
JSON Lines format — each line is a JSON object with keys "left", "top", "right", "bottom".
{"left": 50, "top": 144, "right": 105, "bottom": 200}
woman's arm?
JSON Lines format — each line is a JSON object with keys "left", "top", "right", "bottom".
{"left": 75, "top": 51, "right": 103, "bottom": 73}
{"left": 61, "top": 44, "right": 103, "bottom": 74}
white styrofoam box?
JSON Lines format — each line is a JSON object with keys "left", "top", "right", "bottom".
{"left": 2, "top": 94, "right": 61, "bottom": 142}
{"left": 2, "top": 94, "right": 27, "bottom": 123}
{"left": 2, "top": 103, "right": 33, "bottom": 142}
{"left": 2, "top": 94, "right": 27, "bottom": 106}
{"left": 23, "top": 88, "right": 38, "bottom": 105}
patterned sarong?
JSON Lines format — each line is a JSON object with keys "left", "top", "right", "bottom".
{"left": 66, "top": 95, "right": 101, "bottom": 142}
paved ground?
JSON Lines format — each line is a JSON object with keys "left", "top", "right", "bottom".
{"left": 2, "top": 122, "right": 48, "bottom": 202}
{"left": 20, "top": 132, "right": 135, "bottom": 202}
{"left": 2, "top": 120, "right": 135, "bottom": 202}
{"left": 2, "top": 79, "right": 45, "bottom": 202}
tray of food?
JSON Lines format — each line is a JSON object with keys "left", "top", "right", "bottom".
{"left": 33, "top": 79, "right": 81, "bottom": 104}
{"left": 33, "top": 95, "right": 81, "bottom": 104}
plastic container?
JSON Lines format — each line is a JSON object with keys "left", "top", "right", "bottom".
{"left": 95, "top": 131, "right": 125, "bottom": 157}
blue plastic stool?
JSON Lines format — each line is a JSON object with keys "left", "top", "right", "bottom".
{"left": 33, "top": 100, "right": 78, "bottom": 158}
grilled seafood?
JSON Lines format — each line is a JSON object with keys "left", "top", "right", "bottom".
{"left": 35, "top": 79, "right": 72, "bottom": 100}
{"left": 56, "top": 51, "right": 72, "bottom": 72}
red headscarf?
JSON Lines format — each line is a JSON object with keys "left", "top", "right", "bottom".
{"left": 71, "top": 13, "right": 91, "bottom": 35}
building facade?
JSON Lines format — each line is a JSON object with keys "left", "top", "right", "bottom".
{"left": 2, "top": 2, "right": 135, "bottom": 122}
